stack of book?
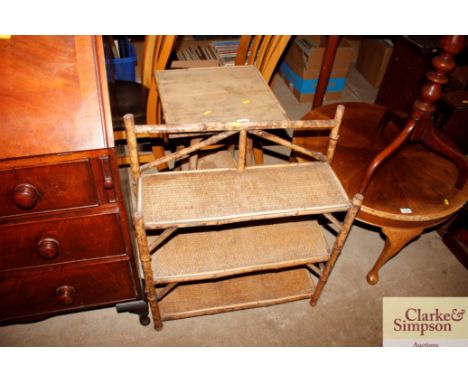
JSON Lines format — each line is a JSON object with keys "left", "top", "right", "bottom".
{"left": 175, "top": 44, "right": 218, "bottom": 61}
{"left": 210, "top": 40, "right": 240, "bottom": 66}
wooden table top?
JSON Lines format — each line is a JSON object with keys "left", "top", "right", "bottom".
{"left": 296, "top": 102, "right": 468, "bottom": 227}
{"left": 155, "top": 65, "right": 288, "bottom": 125}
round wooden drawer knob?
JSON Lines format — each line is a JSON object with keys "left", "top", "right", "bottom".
{"left": 37, "top": 238, "right": 60, "bottom": 260}
{"left": 13, "top": 183, "right": 39, "bottom": 210}
{"left": 56, "top": 285, "right": 76, "bottom": 305}
{"left": 104, "top": 179, "right": 114, "bottom": 189}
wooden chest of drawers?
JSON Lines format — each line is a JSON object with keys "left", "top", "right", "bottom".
{"left": 0, "top": 36, "right": 143, "bottom": 324}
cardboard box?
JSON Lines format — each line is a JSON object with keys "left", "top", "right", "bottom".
{"left": 344, "top": 36, "right": 362, "bottom": 64}
{"left": 280, "top": 36, "right": 355, "bottom": 102}
{"left": 279, "top": 62, "right": 345, "bottom": 102}
{"left": 355, "top": 38, "right": 393, "bottom": 88}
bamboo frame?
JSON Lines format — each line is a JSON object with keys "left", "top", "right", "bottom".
{"left": 148, "top": 227, "right": 177, "bottom": 254}
{"left": 134, "top": 212, "right": 163, "bottom": 330}
{"left": 327, "top": 104, "right": 345, "bottom": 162}
{"left": 140, "top": 130, "right": 237, "bottom": 173}
{"left": 124, "top": 104, "right": 361, "bottom": 331}
{"left": 306, "top": 263, "right": 323, "bottom": 277}
{"left": 143, "top": 204, "right": 352, "bottom": 230}
{"left": 123, "top": 114, "right": 140, "bottom": 197}
{"left": 323, "top": 213, "right": 343, "bottom": 232}
{"left": 133, "top": 119, "right": 336, "bottom": 134}
{"left": 310, "top": 194, "right": 363, "bottom": 306}
{"left": 157, "top": 283, "right": 178, "bottom": 301}
{"left": 249, "top": 129, "right": 327, "bottom": 162}
{"left": 237, "top": 130, "right": 247, "bottom": 172}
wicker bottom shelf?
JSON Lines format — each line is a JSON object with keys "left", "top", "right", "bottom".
{"left": 158, "top": 268, "right": 314, "bottom": 321}
{"left": 152, "top": 220, "right": 329, "bottom": 284}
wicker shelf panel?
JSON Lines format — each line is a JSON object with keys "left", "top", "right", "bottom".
{"left": 140, "top": 162, "right": 350, "bottom": 228}
{"left": 158, "top": 268, "right": 314, "bottom": 321}
{"left": 152, "top": 220, "right": 329, "bottom": 283}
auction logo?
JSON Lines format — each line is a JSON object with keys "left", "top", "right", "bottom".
{"left": 383, "top": 297, "right": 468, "bottom": 347}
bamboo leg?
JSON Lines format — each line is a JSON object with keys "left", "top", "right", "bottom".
{"left": 367, "top": 226, "right": 424, "bottom": 285}
{"left": 237, "top": 130, "right": 247, "bottom": 172}
{"left": 311, "top": 194, "right": 363, "bottom": 306}
{"left": 326, "top": 104, "right": 344, "bottom": 163}
{"left": 123, "top": 114, "right": 140, "bottom": 198}
{"left": 134, "top": 212, "right": 163, "bottom": 331}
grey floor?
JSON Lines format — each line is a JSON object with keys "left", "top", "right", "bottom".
{"left": 0, "top": 65, "right": 466, "bottom": 346}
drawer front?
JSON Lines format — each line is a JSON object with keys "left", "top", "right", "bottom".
{"left": 0, "top": 211, "right": 127, "bottom": 270}
{"left": 0, "top": 259, "right": 137, "bottom": 321}
{"left": 0, "top": 159, "right": 99, "bottom": 218}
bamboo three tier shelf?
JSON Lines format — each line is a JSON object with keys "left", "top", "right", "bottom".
{"left": 125, "top": 66, "right": 362, "bottom": 330}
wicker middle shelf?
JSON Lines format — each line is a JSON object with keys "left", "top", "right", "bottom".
{"left": 150, "top": 220, "right": 329, "bottom": 284}
{"left": 140, "top": 162, "right": 350, "bottom": 229}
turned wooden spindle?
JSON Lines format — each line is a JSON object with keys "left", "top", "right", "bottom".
{"left": 358, "top": 35, "right": 468, "bottom": 194}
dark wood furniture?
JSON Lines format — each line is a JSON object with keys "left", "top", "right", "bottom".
{"left": 375, "top": 36, "right": 440, "bottom": 114}
{"left": 295, "top": 102, "right": 467, "bottom": 284}
{"left": 0, "top": 36, "right": 146, "bottom": 324}
{"left": 295, "top": 36, "right": 468, "bottom": 284}
{"left": 359, "top": 36, "right": 467, "bottom": 194}
{"left": 434, "top": 90, "right": 468, "bottom": 155}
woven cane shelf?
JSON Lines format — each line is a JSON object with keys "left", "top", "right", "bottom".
{"left": 124, "top": 70, "right": 362, "bottom": 330}
{"left": 140, "top": 162, "right": 350, "bottom": 229}
{"left": 151, "top": 220, "right": 329, "bottom": 284}
{"left": 157, "top": 268, "right": 315, "bottom": 321}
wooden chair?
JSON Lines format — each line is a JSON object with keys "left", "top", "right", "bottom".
{"left": 235, "top": 35, "right": 292, "bottom": 164}
{"left": 109, "top": 35, "right": 176, "bottom": 166}
{"left": 235, "top": 35, "right": 291, "bottom": 84}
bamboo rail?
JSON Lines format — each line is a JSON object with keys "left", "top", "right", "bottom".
{"left": 157, "top": 283, "right": 178, "bottom": 301}
{"left": 249, "top": 129, "right": 327, "bottom": 162}
{"left": 148, "top": 227, "right": 177, "bottom": 254}
{"left": 323, "top": 213, "right": 343, "bottom": 232}
{"left": 306, "top": 263, "right": 323, "bottom": 277}
{"left": 140, "top": 130, "right": 237, "bottom": 172}
{"left": 132, "top": 119, "right": 337, "bottom": 134}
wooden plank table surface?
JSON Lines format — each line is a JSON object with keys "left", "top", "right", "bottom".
{"left": 155, "top": 65, "right": 288, "bottom": 125}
